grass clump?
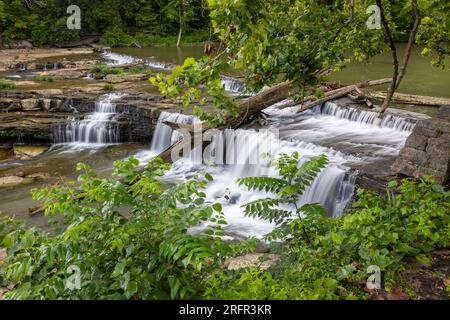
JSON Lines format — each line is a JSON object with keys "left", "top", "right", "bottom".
{"left": 0, "top": 78, "right": 16, "bottom": 89}
{"left": 91, "top": 65, "right": 122, "bottom": 75}
{"left": 35, "top": 74, "right": 54, "bottom": 82}
{"left": 103, "top": 83, "right": 115, "bottom": 91}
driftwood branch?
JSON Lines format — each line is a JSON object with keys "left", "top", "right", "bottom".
{"left": 369, "top": 91, "right": 450, "bottom": 106}
{"left": 293, "top": 78, "right": 392, "bottom": 113}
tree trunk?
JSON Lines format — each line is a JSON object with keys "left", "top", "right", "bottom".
{"left": 396, "top": 0, "right": 421, "bottom": 91}
{"left": 378, "top": 0, "right": 421, "bottom": 113}
{"left": 369, "top": 91, "right": 450, "bottom": 106}
{"left": 376, "top": 0, "right": 399, "bottom": 113}
{"left": 176, "top": 1, "right": 183, "bottom": 47}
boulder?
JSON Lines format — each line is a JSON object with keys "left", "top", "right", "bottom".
{"left": 21, "top": 99, "right": 40, "bottom": 111}
{"left": 437, "top": 105, "right": 450, "bottom": 121}
{"left": 392, "top": 106, "right": 450, "bottom": 184}
{"left": 0, "top": 175, "right": 24, "bottom": 188}
{"left": 48, "top": 68, "right": 85, "bottom": 79}
{"left": 7, "top": 40, "right": 33, "bottom": 49}
{"left": 222, "top": 253, "right": 280, "bottom": 271}
{"left": 13, "top": 145, "right": 48, "bottom": 159}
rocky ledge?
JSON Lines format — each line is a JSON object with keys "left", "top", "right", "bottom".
{"left": 0, "top": 90, "right": 182, "bottom": 144}
{"left": 392, "top": 105, "right": 450, "bottom": 184}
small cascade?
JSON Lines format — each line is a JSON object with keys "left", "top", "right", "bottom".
{"left": 220, "top": 76, "right": 247, "bottom": 94}
{"left": 54, "top": 93, "right": 125, "bottom": 146}
{"left": 150, "top": 111, "right": 200, "bottom": 153}
{"left": 101, "top": 51, "right": 172, "bottom": 70}
{"left": 135, "top": 111, "right": 199, "bottom": 163}
{"left": 312, "top": 102, "right": 415, "bottom": 131}
{"left": 102, "top": 51, "right": 140, "bottom": 65}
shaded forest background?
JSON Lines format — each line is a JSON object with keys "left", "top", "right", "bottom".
{"left": 0, "top": 0, "right": 211, "bottom": 46}
{"left": 0, "top": 0, "right": 417, "bottom": 47}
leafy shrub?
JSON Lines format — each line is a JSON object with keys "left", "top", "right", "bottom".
{"left": 0, "top": 157, "right": 230, "bottom": 299}
{"left": 237, "top": 152, "right": 329, "bottom": 242}
{"left": 126, "top": 65, "right": 152, "bottom": 74}
{"left": 204, "top": 153, "right": 450, "bottom": 300}
{"left": 35, "top": 74, "right": 54, "bottom": 82}
{"left": 0, "top": 78, "right": 16, "bottom": 89}
{"left": 100, "top": 26, "right": 136, "bottom": 47}
{"left": 90, "top": 65, "right": 122, "bottom": 75}
{"left": 103, "top": 83, "right": 115, "bottom": 91}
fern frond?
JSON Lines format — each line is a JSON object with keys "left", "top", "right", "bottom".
{"left": 237, "top": 177, "right": 288, "bottom": 193}
{"left": 298, "top": 203, "right": 326, "bottom": 217}
{"left": 293, "top": 154, "right": 329, "bottom": 194}
{"left": 242, "top": 198, "right": 291, "bottom": 224}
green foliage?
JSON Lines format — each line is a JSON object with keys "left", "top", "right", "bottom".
{"left": 203, "top": 268, "right": 288, "bottom": 300}
{"left": 35, "top": 74, "right": 54, "bottom": 82}
{"left": 238, "top": 152, "right": 329, "bottom": 241}
{"left": 0, "top": 157, "right": 232, "bottom": 299}
{"left": 0, "top": 152, "right": 448, "bottom": 300}
{"left": 205, "top": 173, "right": 450, "bottom": 300}
{"left": 126, "top": 65, "right": 152, "bottom": 75}
{"left": 90, "top": 65, "right": 122, "bottom": 75}
{"left": 0, "top": 78, "right": 16, "bottom": 89}
{"left": 0, "top": 0, "right": 210, "bottom": 47}
{"left": 103, "top": 83, "right": 115, "bottom": 92}
{"left": 100, "top": 26, "right": 136, "bottom": 47}
{"left": 150, "top": 57, "right": 239, "bottom": 126}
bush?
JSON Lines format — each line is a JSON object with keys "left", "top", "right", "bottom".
{"left": 100, "top": 26, "right": 136, "bottom": 47}
{"left": 103, "top": 83, "right": 115, "bottom": 91}
{"left": 0, "top": 157, "right": 231, "bottom": 299}
{"left": 91, "top": 65, "right": 122, "bottom": 75}
{"left": 0, "top": 78, "right": 16, "bottom": 89}
{"left": 35, "top": 74, "right": 54, "bottom": 82}
{"left": 126, "top": 65, "right": 152, "bottom": 74}
{"left": 1, "top": 153, "right": 448, "bottom": 300}
{"left": 204, "top": 173, "right": 450, "bottom": 299}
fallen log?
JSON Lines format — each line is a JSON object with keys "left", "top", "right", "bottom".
{"left": 275, "top": 79, "right": 391, "bottom": 111}
{"left": 368, "top": 91, "right": 450, "bottom": 106}
{"left": 296, "top": 78, "right": 392, "bottom": 112}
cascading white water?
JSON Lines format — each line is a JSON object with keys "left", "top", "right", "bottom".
{"left": 135, "top": 111, "right": 200, "bottom": 162}
{"left": 312, "top": 102, "right": 415, "bottom": 131}
{"left": 220, "top": 76, "right": 247, "bottom": 94}
{"left": 54, "top": 93, "right": 125, "bottom": 146}
{"left": 101, "top": 51, "right": 248, "bottom": 94}
{"left": 138, "top": 100, "right": 415, "bottom": 238}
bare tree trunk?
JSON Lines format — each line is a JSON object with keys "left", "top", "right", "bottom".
{"left": 176, "top": 1, "right": 183, "bottom": 47}
{"left": 378, "top": 0, "right": 421, "bottom": 113}
{"left": 376, "top": 0, "right": 399, "bottom": 114}
{"left": 394, "top": 0, "right": 421, "bottom": 90}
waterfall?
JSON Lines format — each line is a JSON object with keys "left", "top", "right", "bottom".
{"left": 101, "top": 51, "right": 172, "bottom": 70}
{"left": 137, "top": 97, "right": 415, "bottom": 238}
{"left": 135, "top": 111, "right": 199, "bottom": 163}
{"left": 220, "top": 76, "right": 247, "bottom": 94}
{"left": 54, "top": 93, "right": 125, "bottom": 146}
{"left": 312, "top": 102, "right": 415, "bottom": 131}
{"left": 102, "top": 51, "right": 140, "bottom": 65}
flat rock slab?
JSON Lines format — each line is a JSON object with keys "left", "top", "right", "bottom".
{"left": 222, "top": 253, "right": 280, "bottom": 271}
{"left": 13, "top": 145, "right": 48, "bottom": 159}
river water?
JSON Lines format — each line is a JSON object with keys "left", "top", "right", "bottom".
{"left": 0, "top": 44, "right": 444, "bottom": 236}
